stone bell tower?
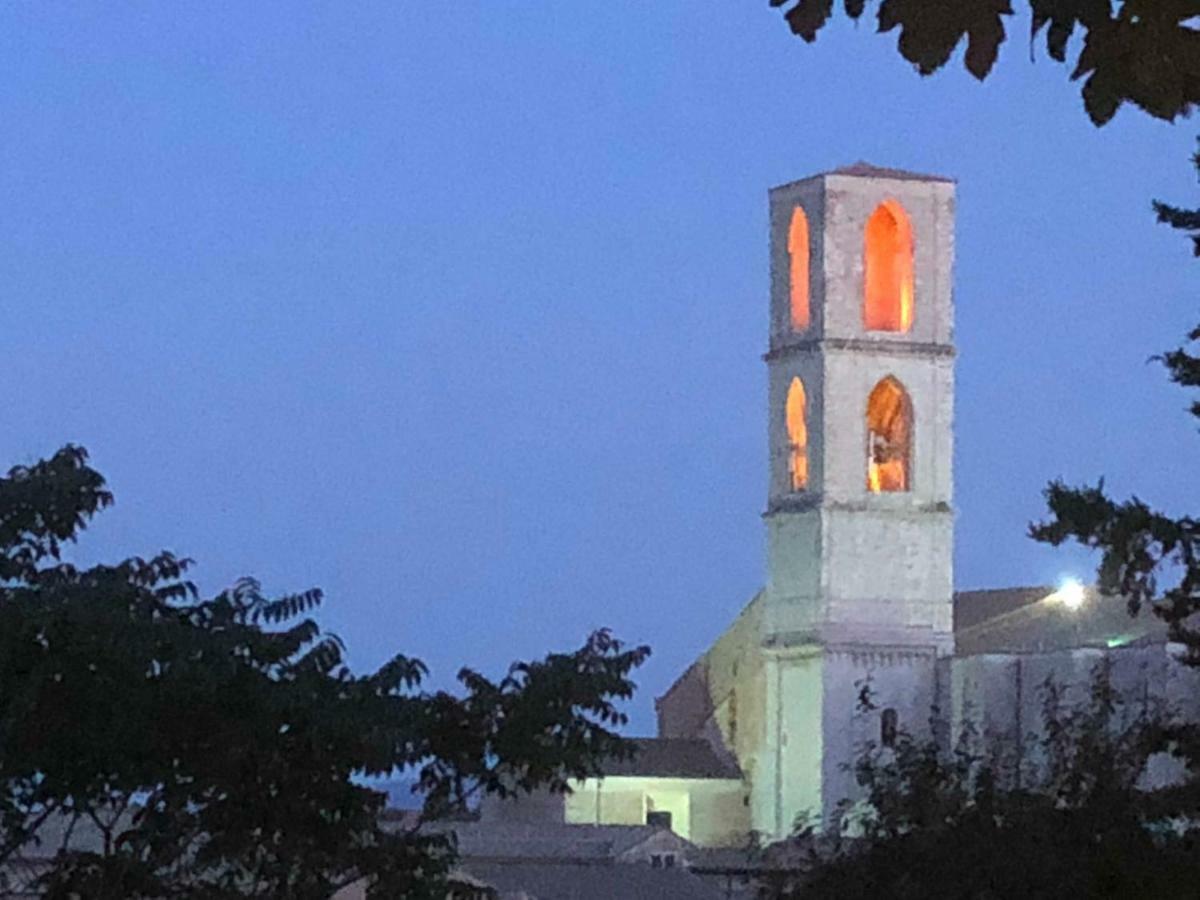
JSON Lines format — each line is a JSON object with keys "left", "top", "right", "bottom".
{"left": 757, "top": 163, "right": 956, "bottom": 834}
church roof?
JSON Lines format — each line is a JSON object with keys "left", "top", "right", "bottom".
{"left": 595, "top": 738, "right": 742, "bottom": 780}
{"left": 953, "top": 585, "right": 1168, "bottom": 655}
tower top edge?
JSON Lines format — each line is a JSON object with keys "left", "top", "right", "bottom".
{"left": 770, "top": 161, "right": 956, "bottom": 194}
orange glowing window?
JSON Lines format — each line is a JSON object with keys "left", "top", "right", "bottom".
{"left": 787, "top": 207, "right": 810, "bottom": 331}
{"left": 863, "top": 200, "right": 914, "bottom": 332}
{"left": 786, "top": 377, "right": 808, "bottom": 490}
{"left": 866, "top": 377, "right": 911, "bottom": 493}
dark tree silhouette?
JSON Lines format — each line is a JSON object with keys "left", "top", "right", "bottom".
{"left": 770, "top": 0, "right": 1199, "bottom": 126}
{"left": 1032, "top": 145, "right": 1200, "bottom": 657}
{"left": 0, "top": 446, "right": 650, "bottom": 899}
{"left": 772, "top": 676, "right": 1196, "bottom": 899}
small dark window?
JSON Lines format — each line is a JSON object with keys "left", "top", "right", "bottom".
{"left": 881, "top": 708, "right": 898, "bottom": 747}
{"left": 664, "top": 854, "right": 676, "bottom": 868}
{"left": 646, "top": 810, "right": 672, "bottom": 830}
{"left": 650, "top": 854, "right": 663, "bottom": 868}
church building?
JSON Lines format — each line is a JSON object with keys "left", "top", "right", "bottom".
{"left": 484, "top": 164, "right": 1199, "bottom": 850}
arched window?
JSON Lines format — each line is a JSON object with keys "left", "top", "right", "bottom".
{"left": 788, "top": 207, "right": 810, "bottom": 331}
{"left": 786, "top": 377, "right": 808, "bottom": 491}
{"left": 863, "top": 200, "right": 914, "bottom": 332}
{"left": 866, "top": 377, "right": 911, "bottom": 493}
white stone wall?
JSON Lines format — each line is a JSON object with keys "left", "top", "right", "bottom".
{"left": 820, "top": 647, "right": 941, "bottom": 825}
{"left": 560, "top": 776, "right": 750, "bottom": 848}
{"left": 818, "top": 349, "right": 953, "bottom": 505}
{"left": 768, "top": 178, "right": 826, "bottom": 344}
{"left": 821, "top": 507, "right": 953, "bottom": 639}
{"left": 819, "top": 175, "right": 955, "bottom": 346}
{"left": 763, "top": 170, "right": 956, "bottom": 651}
{"left": 766, "top": 173, "right": 955, "bottom": 346}
{"left": 767, "top": 648, "right": 825, "bottom": 836}
{"left": 761, "top": 170, "right": 957, "bottom": 838}
{"left": 661, "top": 167, "right": 960, "bottom": 846}
{"left": 947, "top": 645, "right": 1200, "bottom": 789}
{"left": 763, "top": 513, "right": 822, "bottom": 634}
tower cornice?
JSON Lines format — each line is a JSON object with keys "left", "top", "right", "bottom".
{"left": 763, "top": 336, "right": 955, "bottom": 364}
{"left": 762, "top": 493, "right": 953, "bottom": 517}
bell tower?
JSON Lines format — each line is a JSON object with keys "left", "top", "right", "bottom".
{"left": 757, "top": 163, "right": 956, "bottom": 834}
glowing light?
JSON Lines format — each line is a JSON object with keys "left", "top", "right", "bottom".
{"left": 867, "top": 463, "right": 882, "bottom": 494}
{"left": 866, "top": 377, "right": 912, "bottom": 493}
{"left": 786, "top": 377, "right": 808, "bottom": 490}
{"left": 788, "top": 207, "right": 810, "bottom": 332}
{"left": 863, "top": 200, "right": 914, "bottom": 333}
{"left": 1055, "top": 578, "right": 1086, "bottom": 611}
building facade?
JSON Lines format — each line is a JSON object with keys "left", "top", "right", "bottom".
{"left": 652, "top": 163, "right": 1200, "bottom": 844}
{"left": 656, "top": 164, "right": 956, "bottom": 838}
{"left": 488, "top": 164, "right": 1200, "bottom": 850}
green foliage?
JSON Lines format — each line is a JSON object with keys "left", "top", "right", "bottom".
{"left": 769, "top": 0, "right": 1200, "bottom": 125}
{"left": 1154, "top": 141, "right": 1200, "bottom": 257}
{"left": 1031, "top": 143, "right": 1200, "bottom": 663}
{"left": 780, "top": 674, "right": 1195, "bottom": 899}
{"left": 0, "top": 447, "right": 649, "bottom": 898}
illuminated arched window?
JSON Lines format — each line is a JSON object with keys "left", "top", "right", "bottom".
{"left": 866, "top": 377, "right": 911, "bottom": 493}
{"left": 786, "top": 377, "right": 808, "bottom": 490}
{"left": 863, "top": 200, "right": 914, "bottom": 332}
{"left": 788, "top": 207, "right": 810, "bottom": 331}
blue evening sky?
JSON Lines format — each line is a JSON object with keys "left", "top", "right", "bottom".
{"left": 1, "top": 4, "right": 1195, "bottom": 733}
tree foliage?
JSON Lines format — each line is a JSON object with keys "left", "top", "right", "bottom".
{"left": 1031, "top": 143, "right": 1200, "bottom": 663}
{"left": 0, "top": 446, "right": 650, "bottom": 898}
{"left": 777, "top": 675, "right": 1196, "bottom": 899}
{"left": 769, "top": 0, "right": 1200, "bottom": 126}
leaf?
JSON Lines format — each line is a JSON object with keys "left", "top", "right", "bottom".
{"left": 783, "top": 0, "right": 836, "bottom": 41}
{"left": 773, "top": 0, "right": 1198, "bottom": 126}
{"left": 965, "top": 10, "right": 1007, "bottom": 79}
{"left": 1080, "top": 70, "right": 1121, "bottom": 124}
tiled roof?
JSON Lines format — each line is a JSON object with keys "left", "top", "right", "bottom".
{"left": 596, "top": 738, "right": 742, "bottom": 780}
{"left": 445, "top": 822, "right": 689, "bottom": 862}
{"left": 954, "top": 585, "right": 1167, "bottom": 656}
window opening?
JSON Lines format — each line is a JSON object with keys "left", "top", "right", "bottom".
{"left": 786, "top": 377, "right": 809, "bottom": 490}
{"left": 866, "top": 377, "right": 912, "bottom": 493}
{"left": 788, "top": 206, "right": 810, "bottom": 331}
{"left": 646, "top": 810, "right": 673, "bottom": 830}
{"left": 863, "top": 200, "right": 914, "bottom": 332}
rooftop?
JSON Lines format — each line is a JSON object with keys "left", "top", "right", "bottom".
{"left": 438, "top": 821, "right": 690, "bottom": 862}
{"left": 595, "top": 737, "right": 742, "bottom": 780}
{"left": 953, "top": 585, "right": 1167, "bottom": 655}
{"left": 771, "top": 160, "right": 955, "bottom": 192}
{"left": 829, "top": 160, "right": 955, "bottom": 182}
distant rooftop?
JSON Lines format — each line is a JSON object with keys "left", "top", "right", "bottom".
{"left": 596, "top": 737, "right": 742, "bottom": 780}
